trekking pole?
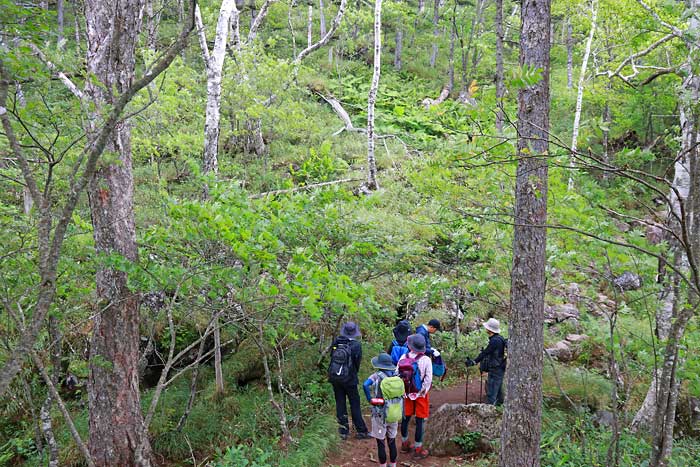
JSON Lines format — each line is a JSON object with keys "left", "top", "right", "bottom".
{"left": 465, "top": 367, "right": 469, "bottom": 404}
{"left": 479, "top": 371, "right": 483, "bottom": 402}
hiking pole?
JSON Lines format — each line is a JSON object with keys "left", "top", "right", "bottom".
{"left": 465, "top": 367, "right": 469, "bottom": 404}
{"left": 479, "top": 371, "right": 483, "bottom": 402}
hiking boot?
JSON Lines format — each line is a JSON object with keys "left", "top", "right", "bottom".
{"left": 355, "top": 432, "right": 371, "bottom": 440}
{"left": 413, "top": 446, "right": 429, "bottom": 459}
{"left": 339, "top": 433, "right": 348, "bottom": 441}
{"left": 400, "top": 440, "right": 414, "bottom": 452}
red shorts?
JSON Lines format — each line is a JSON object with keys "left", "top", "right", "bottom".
{"left": 404, "top": 393, "right": 430, "bottom": 419}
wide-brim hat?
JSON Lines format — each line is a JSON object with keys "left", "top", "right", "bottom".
{"left": 340, "top": 321, "right": 361, "bottom": 338}
{"left": 483, "top": 318, "right": 500, "bottom": 334}
{"left": 407, "top": 334, "right": 426, "bottom": 353}
{"left": 371, "top": 352, "right": 397, "bottom": 370}
{"left": 392, "top": 320, "right": 411, "bottom": 342}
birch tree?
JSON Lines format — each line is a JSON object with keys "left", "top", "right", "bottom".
{"left": 367, "top": 0, "right": 382, "bottom": 191}
{"left": 430, "top": 0, "right": 440, "bottom": 68}
{"left": 568, "top": 0, "right": 598, "bottom": 190}
{"left": 197, "top": 0, "right": 238, "bottom": 177}
{"left": 500, "top": 0, "right": 551, "bottom": 465}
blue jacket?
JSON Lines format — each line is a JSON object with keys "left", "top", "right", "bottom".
{"left": 416, "top": 324, "right": 434, "bottom": 356}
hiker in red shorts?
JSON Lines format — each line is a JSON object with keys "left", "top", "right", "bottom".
{"left": 398, "top": 334, "right": 433, "bottom": 459}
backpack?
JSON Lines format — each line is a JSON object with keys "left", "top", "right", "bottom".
{"left": 397, "top": 353, "right": 425, "bottom": 394}
{"left": 479, "top": 336, "right": 507, "bottom": 373}
{"left": 431, "top": 354, "right": 447, "bottom": 379}
{"left": 328, "top": 339, "right": 353, "bottom": 384}
{"left": 375, "top": 373, "right": 405, "bottom": 423}
{"left": 389, "top": 339, "right": 409, "bottom": 365}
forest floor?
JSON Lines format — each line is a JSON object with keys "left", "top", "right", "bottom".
{"left": 327, "top": 380, "right": 490, "bottom": 467}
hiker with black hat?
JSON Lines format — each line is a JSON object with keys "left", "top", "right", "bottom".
{"left": 415, "top": 318, "right": 441, "bottom": 357}
{"left": 387, "top": 320, "right": 412, "bottom": 364}
{"left": 327, "top": 322, "right": 370, "bottom": 440}
{"left": 362, "top": 352, "right": 405, "bottom": 467}
{"left": 465, "top": 318, "right": 507, "bottom": 406}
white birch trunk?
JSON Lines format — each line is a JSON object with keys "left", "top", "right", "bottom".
{"left": 307, "top": 5, "right": 313, "bottom": 47}
{"left": 430, "top": 0, "right": 440, "bottom": 67}
{"left": 200, "top": 0, "right": 238, "bottom": 177}
{"left": 568, "top": 0, "right": 598, "bottom": 191}
{"left": 367, "top": 0, "right": 382, "bottom": 191}
{"left": 319, "top": 0, "right": 327, "bottom": 36}
{"left": 57, "top": 0, "right": 65, "bottom": 49}
{"left": 503, "top": 4, "right": 518, "bottom": 42}
{"left": 566, "top": 19, "right": 573, "bottom": 89}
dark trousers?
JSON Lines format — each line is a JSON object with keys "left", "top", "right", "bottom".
{"left": 377, "top": 437, "right": 397, "bottom": 463}
{"left": 486, "top": 368, "right": 505, "bottom": 406}
{"left": 332, "top": 382, "right": 368, "bottom": 435}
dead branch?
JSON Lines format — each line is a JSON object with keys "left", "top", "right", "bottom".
{"left": 294, "top": 0, "right": 348, "bottom": 65}
{"left": 250, "top": 178, "right": 360, "bottom": 199}
{"left": 422, "top": 85, "right": 450, "bottom": 109}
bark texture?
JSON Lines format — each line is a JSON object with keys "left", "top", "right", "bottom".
{"left": 499, "top": 0, "right": 551, "bottom": 466}
{"left": 430, "top": 0, "right": 440, "bottom": 67}
{"left": 83, "top": 1, "right": 151, "bottom": 465}
{"left": 366, "top": 0, "right": 382, "bottom": 190}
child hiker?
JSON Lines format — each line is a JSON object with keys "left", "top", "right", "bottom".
{"left": 398, "top": 334, "right": 433, "bottom": 459}
{"left": 363, "top": 352, "right": 405, "bottom": 467}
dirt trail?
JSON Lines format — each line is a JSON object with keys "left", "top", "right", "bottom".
{"left": 327, "top": 377, "right": 488, "bottom": 467}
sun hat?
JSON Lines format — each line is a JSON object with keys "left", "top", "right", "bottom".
{"left": 340, "top": 321, "right": 361, "bottom": 338}
{"left": 407, "top": 334, "right": 427, "bottom": 353}
{"left": 392, "top": 320, "right": 412, "bottom": 343}
{"left": 483, "top": 318, "right": 501, "bottom": 334}
{"left": 371, "top": 352, "right": 397, "bottom": 370}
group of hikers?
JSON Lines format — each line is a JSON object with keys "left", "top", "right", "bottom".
{"left": 327, "top": 317, "right": 507, "bottom": 466}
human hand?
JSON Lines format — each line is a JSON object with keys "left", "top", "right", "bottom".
{"left": 465, "top": 358, "right": 475, "bottom": 367}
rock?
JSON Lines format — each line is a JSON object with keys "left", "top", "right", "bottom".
{"left": 592, "top": 410, "right": 616, "bottom": 428}
{"left": 675, "top": 395, "right": 700, "bottom": 437}
{"left": 613, "top": 272, "right": 642, "bottom": 291}
{"left": 615, "top": 221, "right": 631, "bottom": 233}
{"left": 423, "top": 403, "right": 502, "bottom": 456}
{"left": 546, "top": 340, "right": 574, "bottom": 362}
{"left": 545, "top": 303, "right": 580, "bottom": 324}
{"left": 565, "top": 334, "right": 589, "bottom": 343}
{"left": 645, "top": 223, "right": 664, "bottom": 245}
{"left": 566, "top": 283, "right": 582, "bottom": 303}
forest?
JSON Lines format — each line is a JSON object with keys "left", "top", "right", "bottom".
{"left": 0, "top": 0, "right": 699, "bottom": 466}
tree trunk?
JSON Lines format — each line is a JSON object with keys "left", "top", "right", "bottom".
{"left": 214, "top": 317, "right": 224, "bottom": 394}
{"left": 307, "top": 5, "right": 313, "bottom": 47}
{"left": 566, "top": 18, "right": 573, "bottom": 89}
{"left": 430, "top": 0, "right": 440, "bottom": 67}
{"left": 499, "top": 0, "right": 551, "bottom": 466}
{"left": 199, "top": 0, "right": 237, "bottom": 177}
{"left": 569, "top": 0, "right": 598, "bottom": 190}
{"left": 319, "top": 0, "right": 327, "bottom": 36}
{"left": 57, "top": 0, "right": 65, "bottom": 48}
{"left": 146, "top": 0, "right": 161, "bottom": 50}
{"left": 503, "top": 4, "right": 518, "bottom": 43}
{"left": 394, "top": 24, "right": 402, "bottom": 70}
{"left": 448, "top": 16, "right": 455, "bottom": 92}
{"left": 84, "top": 1, "right": 152, "bottom": 465}
{"left": 495, "top": 0, "right": 505, "bottom": 132}
{"left": 366, "top": 0, "right": 382, "bottom": 191}
{"left": 288, "top": 0, "right": 297, "bottom": 57}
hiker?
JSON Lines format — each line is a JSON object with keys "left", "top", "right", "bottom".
{"left": 387, "top": 319, "right": 412, "bottom": 364}
{"left": 328, "top": 322, "right": 370, "bottom": 440}
{"left": 398, "top": 334, "right": 433, "bottom": 459}
{"left": 465, "top": 318, "right": 507, "bottom": 406}
{"left": 363, "top": 352, "right": 405, "bottom": 467}
{"left": 415, "top": 318, "right": 441, "bottom": 357}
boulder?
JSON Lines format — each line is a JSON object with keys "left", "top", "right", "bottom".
{"left": 592, "top": 410, "right": 615, "bottom": 429}
{"left": 545, "top": 340, "right": 574, "bottom": 362}
{"left": 545, "top": 303, "right": 580, "bottom": 324}
{"left": 423, "top": 403, "right": 502, "bottom": 456}
{"left": 645, "top": 223, "right": 664, "bottom": 245}
{"left": 613, "top": 272, "right": 642, "bottom": 291}
{"left": 675, "top": 395, "right": 700, "bottom": 437}
{"left": 565, "top": 334, "right": 589, "bottom": 343}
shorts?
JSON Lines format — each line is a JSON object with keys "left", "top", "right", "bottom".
{"left": 403, "top": 393, "right": 429, "bottom": 419}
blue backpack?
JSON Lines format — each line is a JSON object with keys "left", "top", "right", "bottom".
{"left": 390, "top": 339, "right": 409, "bottom": 365}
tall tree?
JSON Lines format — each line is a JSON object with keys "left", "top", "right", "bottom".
{"left": 366, "top": 0, "right": 382, "bottom": 190}
{"left": 429, "top": 0, "right": 440, "bottom": 67}
{"left": 495, "top": 0, "right": 505, "bottom": 132}
{"left": 196, "top": 0, "right": 238, "bottom": 177}
{"left": 82, "top": 0, "right": 152, "bottom": 464}
{"left": 499, "top": 0, "right": 551, "bottom": 466}
{"left": 569, "top": 0, "right": 598, "bottom": 190}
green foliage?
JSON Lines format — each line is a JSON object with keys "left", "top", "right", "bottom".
{"left": 450, "top": 431, "right": 482, "bottom": 453}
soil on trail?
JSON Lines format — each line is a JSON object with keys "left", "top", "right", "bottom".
{"left": 328, "top": 378, "right": 489, "bottom": 467}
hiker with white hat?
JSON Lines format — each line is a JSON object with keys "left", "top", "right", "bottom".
{"left": 465, "top": 318, "right": 507, "bottom": 405}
